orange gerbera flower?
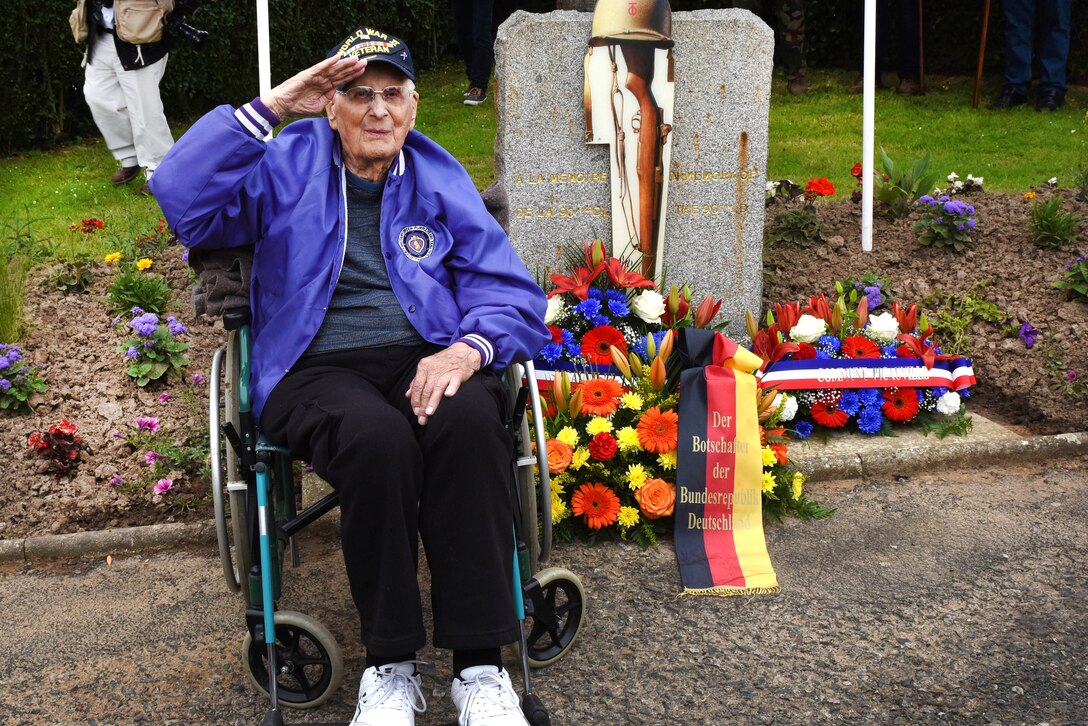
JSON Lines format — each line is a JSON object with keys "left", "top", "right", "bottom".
{"left": 637, "top": 406, "right": 679, "bottom": 453}
{"left": 580, "top": 325, "right": 627, "bottom": 365}
{"left": 577, "top": 378, "right": 625, "bottom": 416}
{"left": 882, "top": 388, "right": 920, "bottom": 422}
{"left": 571, "top": 482, "right": 621, "bottom": 530}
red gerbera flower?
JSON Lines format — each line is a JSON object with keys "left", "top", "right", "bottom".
{"left": 842, "top": 335, "right": 881, "bottom": 359}
{"left": 577, "top": 378, "right": 625, "bottom": 417}
{"left": 882, "top": 388, "right": 920, "bottom": 422}
{"left": 810, "top": 398, "right": 849, "bottom": 427}
{"left": 571, "top": 482, "right": 621, "bottom": 530}
{"left": 793, "top": 342, "right": 818, "bottom": 360}
{"left": 580, "top": 325, "right": 627, "bottom": 365}
{"left": 548, "top": 325, "right": 564, "bottom": 343}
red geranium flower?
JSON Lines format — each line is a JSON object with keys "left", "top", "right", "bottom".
{"left": 587, "top": 432, "right": 618, "bottom": 460}
{"left": 810, "top": 398, "right": 849, "bottom": 427}
{"left": 580, "top": 325, "right": 627, "bottom": 365}
{"left": 882, "top": 388, "right": 920, "bottom": 422}
{"left": 850, "top": 162, "right": 863, "bottom": 179}
{"left": 793, "top": 342, "right": 818, "bottom": 360}
{"left": 842, "top": 335, "right": 881, "bottom": 359}
{"left": 804, "top": 177, "right": 836, "bottom": 198}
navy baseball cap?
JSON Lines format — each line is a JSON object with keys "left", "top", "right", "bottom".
{"left": 328, "top": 27, "right": 415, "bottom": 82}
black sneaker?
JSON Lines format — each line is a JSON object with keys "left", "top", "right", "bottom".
{"left": 1036, "top": 89, "right": 1065, "bottom": 112}
{"left": 464, "top": 87, "right": 487, "bottom": 106}
{"left": 990, "top": 87, "right": 1027, "bottom": 110}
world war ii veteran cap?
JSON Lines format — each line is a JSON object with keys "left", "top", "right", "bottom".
{"left": 328, "top": 27, "right": 415, "bottom": 81}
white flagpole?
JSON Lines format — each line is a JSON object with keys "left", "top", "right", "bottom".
{"left": 256, "top": 0, "right": 272, "bottom": 137}
{"left": 861, "top": 0, "right": 876, "bottom": 252}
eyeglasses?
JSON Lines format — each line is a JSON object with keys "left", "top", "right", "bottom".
{"left": 336, "top": 85, "right": 414, "bottom": 108}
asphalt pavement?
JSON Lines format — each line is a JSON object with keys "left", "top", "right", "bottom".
{"left": 1, "top": 417, "right": 1087, "bottom": 725}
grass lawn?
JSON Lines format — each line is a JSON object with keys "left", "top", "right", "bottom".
{"left": 1, "top": 64, "right": 1084, "bottom": 254}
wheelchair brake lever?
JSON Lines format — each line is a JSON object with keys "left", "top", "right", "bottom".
{"left": 221, "top": 421, "right": 243, "bottom": 453}
{"left": 511, "top": 385, "right": 530, "bottom": 430}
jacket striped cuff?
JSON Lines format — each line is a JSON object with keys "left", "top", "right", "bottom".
{"left": 458, "top": 334, "right": 494, "bottom": 369}
{"left": 234, "top": 98, "right": 279, "bottom": 139}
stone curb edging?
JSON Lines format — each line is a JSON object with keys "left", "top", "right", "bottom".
{"left": 3, "top": 431, "right": 1087, "bottom": 565}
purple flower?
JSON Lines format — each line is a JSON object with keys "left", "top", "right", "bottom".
{"left": 153, "top": 478, "right": 174, "bottom": 495}
{"left": 130, "top": 306, "right": 144, "bottom": 315}
{"left": 136, "top": 416, "right": 160, "bottom": 432}
{"left": 158, "top": 392, "right": 171, "bottom": 404}
{"left": 166, "top": 316, "right": 187, "bottom": 336}
{"left": 144, "top": 451, "right": 165, "bottom": 465}
{"left": 1018, "top": 322, "right": 1037, "bottom": 349}
{"left": 7, "top": 349, "right": 20, "bottom": 362}
{"left": 190, "top": 374, "right": 205, "bottom": 386}
{"left": 181, "top": 249, "right": 189, "bottom": 262}
{"left": 0, "top": 379, "right": 9, "bottom": 391}
{"left": 0, "top": 356, "right": 9, "bottom": 370}
{"left": 1070, "top": 370, "right": 1079, "bottom": 382}
{"left": 967, "top": 219, "right": 976, "bottom": 230}
{"left": 863, "top": 285, "right": 882, "bottom": 310}
{"left": 109, "top": 473, "right": 124, "bottom": 487}
{"left": 130, "top": 312, "right": 160, "bottom": 336}
{"left": 125, "top": 346, "right": 139, "bottom": 359}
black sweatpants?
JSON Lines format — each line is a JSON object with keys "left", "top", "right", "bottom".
{"left": 260, "top": 344, "right": 520, "bottom": 654}
{"left": 451, "top": 0, "right": 494, "bottom": 90}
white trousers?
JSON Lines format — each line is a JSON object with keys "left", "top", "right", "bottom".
{"left": 83, "top": 35, "right": 174, "bottom": 176}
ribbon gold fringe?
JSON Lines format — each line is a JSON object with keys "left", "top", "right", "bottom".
{"left": 679, "top": 585, "right": 782, "bottom": 598}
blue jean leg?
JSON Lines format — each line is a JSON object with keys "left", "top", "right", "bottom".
{"left": 1037, "top": 0, "right": 1072, "bottom": 94}
{"left": 1001, "top": 0, "right": 1035, "bottom": 93}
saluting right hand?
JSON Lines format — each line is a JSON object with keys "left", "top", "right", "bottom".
{"left": 261, "top": 55, "right": 365, "bottom": 120}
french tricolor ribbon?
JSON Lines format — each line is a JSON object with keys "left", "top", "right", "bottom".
{"left": 758, "top": 357, "right": 975, "bottom": 391}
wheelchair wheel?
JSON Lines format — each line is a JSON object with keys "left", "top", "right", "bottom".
{"left": 242, "top": 610, "right": 343, "bottom": 709}
{"left": 210, "top": 342, "right": 251, "bottom": 599}
{"left": 524, "top": 567, "right": 586, "bottom": 668}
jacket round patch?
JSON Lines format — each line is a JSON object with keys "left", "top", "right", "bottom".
{"left": 398, "top": 225, "right": 435, "bottom": 261}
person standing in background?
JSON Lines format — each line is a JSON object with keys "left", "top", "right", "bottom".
{"left": 71, "top": 0, "right": 174, "bottom": 195}
{"left": 990, "top": 0, "right": 1072, "bottom": 111}
{"left": 729, "top": 0, "right": 808, "bottom": 95}
{"left": 452, "top": 0, "right": 495, "bottom": 105}
{"left": 849, "top": 0, "right": 922, "bottom": 96}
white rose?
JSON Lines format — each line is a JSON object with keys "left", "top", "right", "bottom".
{"left": 866, "top": 312, "right": 901, "bottom": 343}
{"left": 789, "top": 314, "right": 827, "bottom": 343}
{"left": 773, "top": 393, "right": 798, "bottom": 422}
{"left": 936, "top": 391, "right": 962, "bottom": 416}
{"left": 630, "top": 290, "right": 666, "bottom": 324}
{"left": 544, "top": 296, "right": 565, "bottom": 325}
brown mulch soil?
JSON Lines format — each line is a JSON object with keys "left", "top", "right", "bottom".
{"left": 0, "top": 189, "right": 1085, "bottom": 541}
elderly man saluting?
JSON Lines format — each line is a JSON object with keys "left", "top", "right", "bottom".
{"left": 151, "top": 26, "right": 549, "bottom": 726}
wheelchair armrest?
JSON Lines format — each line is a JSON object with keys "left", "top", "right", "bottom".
{"left": 222, "top": 307, "right": 253, "bottom": 331}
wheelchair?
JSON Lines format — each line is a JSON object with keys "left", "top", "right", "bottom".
{"left": 207, "top": 307, "right": 585, "bottom": 725}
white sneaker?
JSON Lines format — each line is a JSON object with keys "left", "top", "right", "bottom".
{"left": 349, "top": 661, "right": 427, "bottom": 726}
{"left": 450, "top": 666, "right": 529, "bottom": 726}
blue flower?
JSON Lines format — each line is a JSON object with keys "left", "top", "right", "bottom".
{"left": 794, "top": 421, "right": 813, "bottom": 439}
{"left": 606, "top": 297, "right": 629, "bottom": 317}
{"left": 815, "top": 349, "right": 833, "bottom": 360}
{"left": 8, "top": 349, "right": 21, "bottom": 362}
{"left": 181, "top": 249, "right": 189, "bottom": 263}
{"left": 839, "top": 390, "right": 861, "bottom": 416}
{"left": 541, "top": 342, "right": 564, "bottom": 363}
{"left": 966, "top": 205, "right": 975, "bottom": 215}
{"left": 591, "top": 314, "right": 610, "bottom": 327}
{"left": 130, "top": 312, "right": 160, "bottom": 336}
{"left": 126, "top": 346, "right": 140, "bottom": 359}
{"left": 932, "top": 386, "right": 949, "bottom": 398}
{"left": 881, "top": 344, "right": 898, "bottom": 358}
{"left": 961, "top": 388, "right": 971, "bottom": 398}
{"left": 939, "top": 195, "right": 950, "bottom": 202}
{"left": 131, "top": 306, "right": 144, "bottom": 315}
{"left": 864, "top": 285, "right": 882, "bottom": 310}
{"left": 0, "top": 379, "right": 9, "bottom": 391}
{"left": 859, "top": 388, "right": 881, "bottom": 406}
{"left": 857, "top": 406, "right": 883, "bottom": 434}
{"left": 0, "top": 356, "right": 8, "bottom": 370}
{"left": 918, "top": 195, "right": 935, "bottom": 204}
{"left": 573, "top": 298, "right": 601, "bottom": 320}
{"left": 1018, "top": 322, "right": 1038, "bottom": 349}
{"left": 817, "top": 335, "right": 841, "bottom": 354}
{"left": 967, "top": 219, "right": 976, "bottom": 230}
{"left": 587, "top": 288, "right": 603, "bottom": 300}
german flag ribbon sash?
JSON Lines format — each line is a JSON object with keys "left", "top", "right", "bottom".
{"left": 674, "top": 329, "right": 780, "bottom": 597}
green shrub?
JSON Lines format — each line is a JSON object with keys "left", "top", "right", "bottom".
{"left": 1029, "top": 196, "right": 1085, "bottom": 248}
{"left": 1053, "top": 251, "right": 1088, "bottom": 302}
{"left": 875, "top": 148, "right": 939, "bottom": 219}
{"left": 116, "top": 311, "right": 189, "bottom": 387}
{"left": 43, "top": 253, "right": 96, "bottom": 294}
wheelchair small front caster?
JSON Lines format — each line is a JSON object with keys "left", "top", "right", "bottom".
{"left": 242, "top": 610, "right": 343, "bottom": 709}
{"left": 521, "top": 693, "right": 551, "bottom": 725}
{"left": 524, "top": 567, "right": 586, "bottom": 668}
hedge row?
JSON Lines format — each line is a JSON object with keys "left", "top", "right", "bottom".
{"left": 2, "top": 0, "right": 1084, "bottom": 154}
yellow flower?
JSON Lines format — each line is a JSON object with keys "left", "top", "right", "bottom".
{"left": 761, "top": 446, "right": 777, "bottom": 467}
{"left": 556, "top": 426, "right": 579, "bottom": 447}
{"left": 617, "top": 506, "right": 640, "bottom": 529}
{"left": 616, "top": 426, "right": 641, "bottom": 450}
{"left": 761, "top": 472, "right": 777, "bottom": 494}
{"left": 620, "top": 392, "right": 644, "bottom": 411}
{"left": 550, "top": 477, "right": 566, "bottom": 495}
{"left": 104, "top": 252, "right": 121, "bottom": 264}
{"left": 1023, "top": 191, "right": 1036, "bottom": 200}
{"left": 792, "top": 471, "right": 805, "bottom": 499}
{"left": 657, "top": 450, "right": 677, "bottom": 470}
{"left": 586, "top": 417, "right": 613, "bottom": 435}
{"left": 551, "top": 497, "right": 569, "bottom": 524}
{"left": 626, "top": 463, "right": 649, "bottom": 490}
{"left": 135, "top": 258, "right": 153, "bottom": 270}
{"left": 570, "top": 448, "right": 590, "bottom": 470}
